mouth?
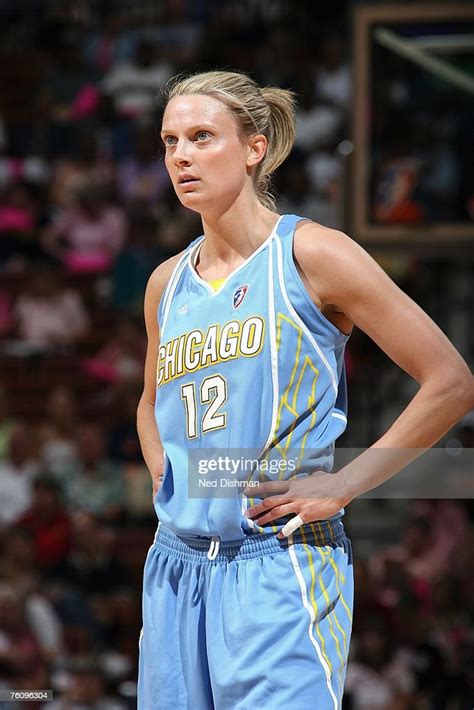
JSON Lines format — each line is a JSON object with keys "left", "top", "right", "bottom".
{"left": 178, "top": 176, "right": 199, "bottom": 186}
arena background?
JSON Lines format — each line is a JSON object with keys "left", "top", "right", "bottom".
{"left": 0, "top": 1, "right": 472, "bottom": 708}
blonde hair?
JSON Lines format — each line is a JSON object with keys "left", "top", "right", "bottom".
{"left": 163, "top": 70, "right": 296, "bottom": 210}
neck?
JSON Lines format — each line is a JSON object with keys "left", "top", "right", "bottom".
{"left": 198, "top": 194, "right": 279, "bottom": 271}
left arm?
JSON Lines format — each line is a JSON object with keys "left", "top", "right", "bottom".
{"left": 245, "top": 224, "right": 474, "bottom": 534}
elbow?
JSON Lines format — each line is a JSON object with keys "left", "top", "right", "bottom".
{"left": 420, "top": 365, "right": 474, "bottom": 410}
{"left": 136, "top": 392, "right": 155, "bottom": 419}
{"left": 441, "top": 370, "right": 474, "bottom": 415}
{"left": 136, "top": 395, "right": 145, "bottom": 425}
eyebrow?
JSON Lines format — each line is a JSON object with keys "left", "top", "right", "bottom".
{"left": 160, "top": 124, "right": 214, "bottom": 136}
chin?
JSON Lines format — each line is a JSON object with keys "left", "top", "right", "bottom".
{"left": 177, "top": 195, "right": 205, "bottom": 212}
{"left": 177, "top": 189, "right": 212, "bottom": 210}
{"left": 176, "top": 185, "right": 240, "bottom": 216}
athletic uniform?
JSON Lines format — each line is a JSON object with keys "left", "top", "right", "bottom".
{"left": 138, "top": 214, "right": 354, "bottom": 709}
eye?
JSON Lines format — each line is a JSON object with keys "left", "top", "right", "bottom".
{"left": 163, "top": 135, "right": 177, "bottom": 147}
{"left": 195, "top": 131, "right": 211, "bottom": 141}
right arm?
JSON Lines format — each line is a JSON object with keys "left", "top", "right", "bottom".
{"left": 136, "top": 253, "right": 184, "bottom": 498}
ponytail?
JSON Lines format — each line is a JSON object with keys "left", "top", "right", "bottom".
{"left": 256, "top": 87, "right": 296, "bottom": 208}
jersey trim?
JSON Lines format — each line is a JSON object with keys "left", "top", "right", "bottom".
{"left": 187, "top": 214, "right": 284, "bottom": 295}
{"left": 160, "top": 254, "right": 190, "bottom": 335}
{"left": 241, "top": 236, "right": 280, "bottom": 530}
{"left": 289, "top": 231, "right": 352, "bottom": 340}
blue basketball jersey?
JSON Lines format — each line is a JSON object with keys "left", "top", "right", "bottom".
{"left": 154, "top": 214, "right": 351, "bottom": 541}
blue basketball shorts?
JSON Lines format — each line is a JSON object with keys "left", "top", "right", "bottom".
{"left": 138, "top": 520, "right": 354, "bottom": 710}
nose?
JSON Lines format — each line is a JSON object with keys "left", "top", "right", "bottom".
{"left": 172, "top": 138, "right": 192, "bottom": 167}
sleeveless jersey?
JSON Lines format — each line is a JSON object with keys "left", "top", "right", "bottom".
{"left": 154, "top": 214, "right": 351, "bottom": 541}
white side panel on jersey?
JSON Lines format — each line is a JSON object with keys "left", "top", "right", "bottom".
{"left": 274, "top": 235, "right": 338, "bottom": 395}
{"left": 160, "top": 247, "right": 199, "bottom": 336}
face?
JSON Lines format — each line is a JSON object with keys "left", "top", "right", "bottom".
{"left": 161, "top": 94, "right": 266, "bottom": 214}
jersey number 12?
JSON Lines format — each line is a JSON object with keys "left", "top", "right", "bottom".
{"left": 180, "top": 374, "right": 227, "bottom": 438}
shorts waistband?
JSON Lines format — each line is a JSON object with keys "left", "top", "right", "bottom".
{"left": 153, "top": 519, "right": 347, "bottom": 563}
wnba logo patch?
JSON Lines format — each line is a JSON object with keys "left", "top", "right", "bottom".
{"left": 233, "top": 285, "right": 249, "bottom": 309}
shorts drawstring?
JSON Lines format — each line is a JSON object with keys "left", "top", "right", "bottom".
{"left": 207, "top": 536, "right": 220, "bottom": 560}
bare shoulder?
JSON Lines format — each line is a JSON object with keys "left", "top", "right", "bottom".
{"left": 293, "top": 219, "right": 382, "bottom": 307}
{"left": 294, "top": 220, "right": 366, "bottom": 275}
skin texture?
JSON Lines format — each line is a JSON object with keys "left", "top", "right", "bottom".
{"left": 137, "top": 92, "right": 474, "bottom": 532}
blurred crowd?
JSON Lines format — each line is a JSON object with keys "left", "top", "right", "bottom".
{"left": 0, "top": 1, "right": 472, "bottom": 708}
{"left": 0, "top": 416, "right": 472, "bottom": 709}
{"left": 345, "top": 500, "right": 474, "bottom": 709}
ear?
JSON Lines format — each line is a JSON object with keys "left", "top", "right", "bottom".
{"left": 246, "top": 134, "right": 267, "bottom": 168}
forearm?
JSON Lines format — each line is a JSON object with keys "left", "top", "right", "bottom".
{"left": 339, "top": 374, "right": 474, "bottom": 502}
{"left": 137, "top": 396, "right": 165, "bottom": 486}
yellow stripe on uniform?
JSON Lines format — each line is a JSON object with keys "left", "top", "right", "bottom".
{"left": 248, "top": 313, "right": 302, "bottom": 532}
{"left": 305, "top": 526, "right": 346, "bottom": 699}
{"left": 313, "top": 522, "right": 352, "bottom": 624}
{"left": 300, "top": 526, "right": 333, "bottom": 675}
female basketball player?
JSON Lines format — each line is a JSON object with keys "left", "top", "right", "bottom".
{"left": 136, "top": 71, "right": 473, "bottom": 709}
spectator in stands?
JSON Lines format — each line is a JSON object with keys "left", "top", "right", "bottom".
{"left": 253, "top": 26, "right": 299, "bottom": 89}
{"left": 82, "top": 316, "right": 145, "bottom": 386}
{"left": 345, "top": 619, "right": 416, "bottom": 709}
{"left": 0, "top": 528, "right": 64, "bottom": 664}
{"left": 0, "top": 583, "right": 43, "bottom": 681}
{"left": 38, "top": 39, "right": 101, "bottom": 159}
{"left": 350, "top": 559, "right": 390, "bottom": 638}
{"left": 314, "top": 34, "right": 351, "bottom": 110}
{"left": 0, "top": 156, "right": 50, "bottom": 191}
{"left": 306, "top": 137, "right": 345, "bottom": 229}
{"left": 0, "top": 387, "right": 15, "bottom": 460}
{"left": 152, "top": 209, "right": 199, "bottom": 258}
{"left": 117, "top": 123, "right": 169, "bottom": 207}
{"left": 411, "top": 500, "right": 470, "bottom": 578}
{"left": 102, "top": 39, "right": 173, "bottom": 159}
{"left": 0, "top": 181, "right": 44, "bottom": 272}
{"left": 42, "top": 184, "right": 126, "bottom": 274}
{"left": 49, "top": 133, "right": 115, "bottom": 210}
{"left": 51, "top": 513, "right": 124, "bottom": 599}
{"left": 0, "top": 527, "right": 37, "bottom": 597}
{"left": 48, "top": 663, "right": 127, "bottom": 710}
{"left": 276, "top": 150, "right": 322, "bottom": 222}
{"left": 292, "top": 74, "right": 346, "bottom": 228}
{"left": 294, "top": 75, "right": 343, "bottom": 152}
{"left": 0, "top": 423, "right": 39, "bottom": 528}
{"left": 112, "top": 210, "right": 164, "bottom": 315}
{"left": 48, "top": 511, "right": 133, "bottom": 650}
{"left": 38, "top": 386, "right": 79, "bottom": 479}
{"left": 0, "top": 290, "right": 12, "bottom": 339}
{"left": 64, "top": 425, "right": 124, "bottom": 522}
{"left": 13, "top": 661, "right": 51, "bottom": 710}
{"left": 11, "top": 262, "right": 89, "bottom": 353}
{"left": 108, "top": 385, "right": 153, "bottom": 521}
{"left": 107, "top": 385, "right": 144, "bottom": 464}
{"left": 372, "top": 512, "right": 463, "bottom": 588}
{"left": 18, "top": 477, "right": 72, "bottom": 572}
{"left": 83, "top": 11, "right": 133, "bottom": 73}
{"left": 372, "top": 557, "right": 421, "bottom": 637}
